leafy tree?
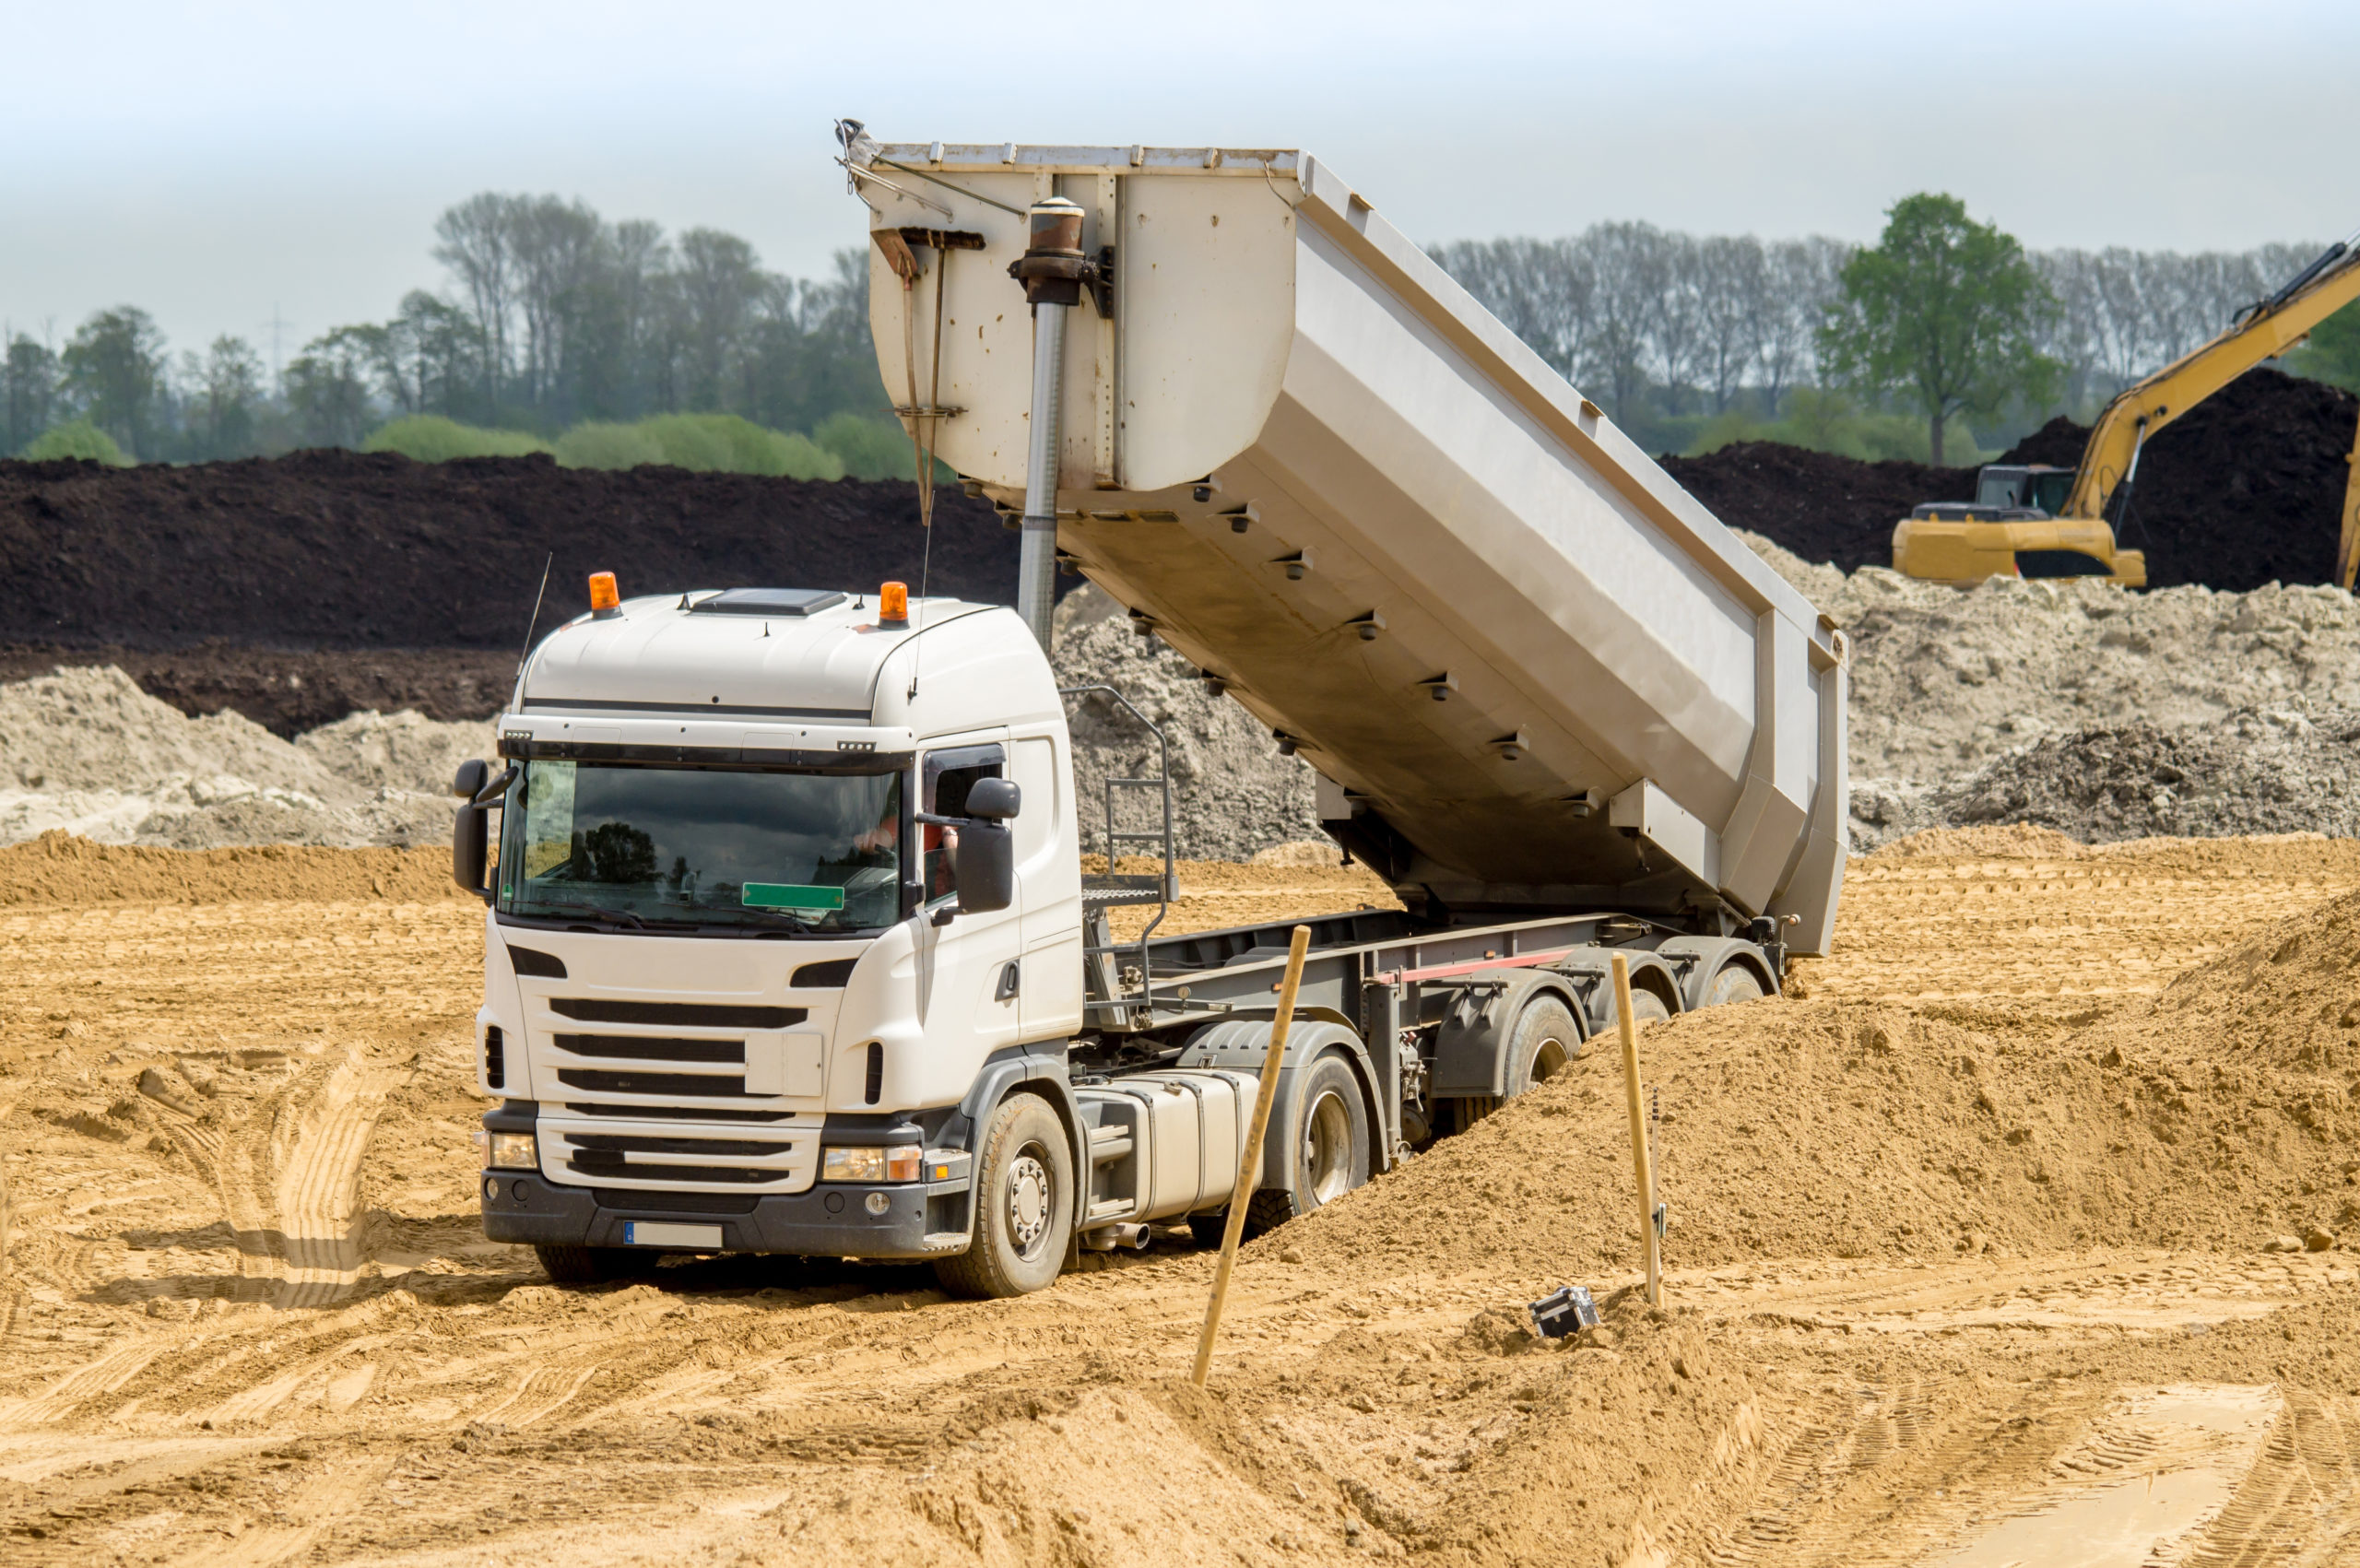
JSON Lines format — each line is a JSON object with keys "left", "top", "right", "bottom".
{"left": 60, "top": 307, "right": 167, "bottom": 457}
{"left": 1818, "top": 194, "right": 2060, "bottom": 463}
{"left": 184, "top": 336, "right": 265, "bottom": 460}
{"left": 282, "top": 327, "right": 378, "bottom": 448}
{"left": 3, "top": 334, "right": 58, "bottom": 454}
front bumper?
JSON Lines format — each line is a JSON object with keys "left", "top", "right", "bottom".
{"left": 478, "top": 1169, "right": 972, "bottom": 1258}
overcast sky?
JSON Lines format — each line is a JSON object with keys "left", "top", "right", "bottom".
{"left": 6, "top": 0, "right": 2355, "bottom": 361}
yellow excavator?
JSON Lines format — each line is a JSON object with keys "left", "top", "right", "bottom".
{"left": 1893, "top": 222, "right": 2360, "bottom": 589}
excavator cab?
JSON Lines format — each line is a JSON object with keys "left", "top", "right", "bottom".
{"left": 1974, "top": 464, "right": 2076, "bottom": 514}
{"left": 1893, "top": 460, "right": 2147, "bottom": 587}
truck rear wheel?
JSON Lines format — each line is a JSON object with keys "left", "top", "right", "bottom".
{"left": 1706, "top": 961, "right": 1768, "bottom": 1006}
{"left": 1504, "top": 996, "right": 1582, "bottom": 1096}
{"left": 934, "top": 1091, "right": 1074, "bottom": 1299}
{"left": 1244, "top": 1053, "right": 1369, "bottom": 1238}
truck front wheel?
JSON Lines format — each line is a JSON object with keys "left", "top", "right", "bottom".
{"left": 934, "top": 1091, "right": 1074, "bottom": 1299}
{"left": 1244, "top": 1053, "right": 1370, "bottom": 1237}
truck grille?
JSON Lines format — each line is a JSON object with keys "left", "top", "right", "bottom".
{"left": 550, "top": 998, "right": 803, "bottom": 1028}
{"left": 540, "top": 1119, "right": 817, "bottom": 1193}
{"left": 562, "top": 1102, "right": 790, "bottom": 1123}
{"left": 553, "top": 1032, "right": 739, "bottom": 1063}
{"left": 555, "top": 1068, "right": 759, "bottom": 1099}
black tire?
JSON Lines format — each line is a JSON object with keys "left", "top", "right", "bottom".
{"left": 534, "top": 1244, "right": 644, "bottom": 1284}
{"left": 1504, "top": 996, "right": 1583, "bottom": 1097}
{"left": 1242, "top": 1053, "right": 1370, "bottom": 1238}
{"left": 1186, "top": 1212, "right": 1233, "bottom": 1249}
{"left": 1705, "top": 961, "right": 1769, "bottom": 1007}
{"left": 934, "top": 1092, "right": 1074, "bottom": 1299}
{"left": 1604, "top": 984, "right": 1673, "bottom": 1032}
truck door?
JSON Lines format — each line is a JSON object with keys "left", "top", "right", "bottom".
{"left": 922, "top": 741, "right": 1023, "bottom": 1055}
{"left": 1011, "top": 735, "right": 1083, "bottom": 1038}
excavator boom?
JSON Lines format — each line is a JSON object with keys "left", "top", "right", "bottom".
{"left": 2062, "top": 224, "right": 2360, "bottom": 527}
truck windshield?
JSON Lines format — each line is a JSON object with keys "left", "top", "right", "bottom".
{"left": 497, "top": 760, "right": 902, "bottom": 934}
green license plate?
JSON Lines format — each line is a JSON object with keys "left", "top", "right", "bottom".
{"left": 741, "top": 883, "right": 845, "bottom": 911}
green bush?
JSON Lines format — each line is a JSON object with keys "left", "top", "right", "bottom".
{"left": 18, "top": 419, "right": 132, "bottom": 465}
{"left": 554, "top": 421, "right": 668, "bottom": 470}
{"left": 1681, "top": 391, "right": 1991, "bottom": 466}
{"left": 814, "top": 411, "right": 920, "bottom": 480}
{"left": 634, "top": 413, "right": 844, "bottom": 479}
{"left": 363, "top": 415, "right": 552, "bottom": 462}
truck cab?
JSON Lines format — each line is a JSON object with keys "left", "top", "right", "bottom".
{"left": 461, "top": 584, "right": 1092, "bottom": 1292}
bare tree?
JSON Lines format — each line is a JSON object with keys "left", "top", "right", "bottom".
{"left": 433, "top": 193, "right": 520, "bottom": 412}
{"left": 1427, "top": 237, "right": 1592, "bottom": 380}
{"left": 510, "top": 195, "right": 602, "bottom": 416}
{"left": 1576, "top": 223, "right": 1671, "bottom": 422}
{"left": 1692, "top": 235, "right": 1767, "bottom": 413}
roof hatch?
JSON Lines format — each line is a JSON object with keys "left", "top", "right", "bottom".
{"left": 688, "top": 588, "right": 850, "bottom": 618}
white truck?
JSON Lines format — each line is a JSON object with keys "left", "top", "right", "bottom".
{"left": 457, "top": 136, "right": 1847, "bottom": 1298}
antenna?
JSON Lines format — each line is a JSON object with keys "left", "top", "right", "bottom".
{"left": 513, "top": 551, "right": 554, "bottom": 694}
{"left": 260, "top": 302, "right": 291, "bottom": 388}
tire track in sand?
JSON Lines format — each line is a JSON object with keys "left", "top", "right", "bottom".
{"left": 0, "top": 1048, "right": 409, "bottom": 1431}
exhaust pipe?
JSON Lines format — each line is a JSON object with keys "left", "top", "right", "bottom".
{"left": 1009, "top": 196, "right": 1086, "bottom": 653}
{"left": 1080, "top": 1221, "right": 1153, "bottom": 1252}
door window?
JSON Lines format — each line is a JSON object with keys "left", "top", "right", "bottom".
{"left": 921, "top": 744, "right": 1005, "bottom": 905}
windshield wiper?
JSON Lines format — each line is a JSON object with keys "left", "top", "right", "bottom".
{"left": 545, "top": 902, "right": 651, "bottom": 930}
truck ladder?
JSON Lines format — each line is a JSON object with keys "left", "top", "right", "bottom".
{"left": 1061, "top": 683, "right": 1177, "bottom": 1020}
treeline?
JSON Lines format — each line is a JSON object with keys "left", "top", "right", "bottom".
{"left": 1431, "top": 226, "right": 2346, "bottom": 460}
{"left": 7, "top": 189, "right": 2354, "bottom": 472}
{"left": 2, "top": 192, "right": 898, "bottom": 468}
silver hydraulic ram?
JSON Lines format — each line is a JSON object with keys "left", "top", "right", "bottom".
{"left": 1009, "top": 197, "right": 1087, "bottom": 649}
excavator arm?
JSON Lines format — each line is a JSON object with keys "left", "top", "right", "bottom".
{"left": 2341, "top": 412, "right": 2360, "bottom": 590}
{"left": 2062, "top": 224, "right": 2360, "bottom": 531}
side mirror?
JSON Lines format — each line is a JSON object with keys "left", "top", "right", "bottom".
{"left": 454, "top": 802, "right": 490, "bottom": 902}
{"left": 964, "top": 776, "right": 1021, "bottom": 821}
{"left": 453, "top": 759, "right": 490, "bottom": 800}
{"left": 952, "top": 820, "right": 1014, "bottom": 915}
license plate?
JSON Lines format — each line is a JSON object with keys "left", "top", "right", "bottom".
{"left": 621, "top": 1221, "right": 722, "bottom": 1249}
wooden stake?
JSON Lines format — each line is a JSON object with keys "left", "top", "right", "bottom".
{"left": 1192, "top": 923, "right": 1312, "bottom": 1386}
{"left": 1611, "top": 952, "right": 1661, "bottom": 1308}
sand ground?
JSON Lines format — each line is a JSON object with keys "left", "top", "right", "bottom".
{"left": 5, "top": 835, "right": 2360, "bottom": 1565}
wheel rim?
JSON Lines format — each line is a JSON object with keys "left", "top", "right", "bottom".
{"left": 1006, "top": 1143, "right": 1054, "bottom": 1260}
{"left": 1529, "top": 1032, "right": 1571, "bottom": 1084}
{"left": 1303, "top": 1089, "right": 1354, "bottom": 1205}
{"left": 1711, "top": 965, "right": 1766, "bottom": 1005}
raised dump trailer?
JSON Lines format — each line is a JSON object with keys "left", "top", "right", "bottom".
{"left": 458, "top": 137, "right": 1847, "bottom": 1298}
{"left": 846, "top": 132, "right": 1845, "bottom": 951}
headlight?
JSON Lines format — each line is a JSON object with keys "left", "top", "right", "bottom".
{"left": 823, "top": 1143, "right": 923, "bottom": 1183}
{"left": 487, "top": 1131, "right": 537, "bottom": 1170}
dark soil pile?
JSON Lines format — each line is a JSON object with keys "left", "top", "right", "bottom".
{"left": 1657, "top": 443, "right": 1969, "bottom": 575}
{"left": 0, "top": 643, "right": 516, "bottom": 736}
{"left": 2000, "top": 369, "right": 2357, "bottom": 592}
{"left": 1663, "top": 369, "right": 2356, "bottom": 591}
{"left": 0, "top": 450, "right": 1018, "bottom": 650}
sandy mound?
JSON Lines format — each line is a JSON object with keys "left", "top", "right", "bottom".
{"left": 1724, "top": 529, "right": 2360, "bottom": 852}
{"left": 1249, "top": 840, "right": 1342, "bottom": 867}
{"left": 1879, "top": 822, "right": 2091, "bottom": 859}
{"left": 1281, "top": 889, "right": 2360, "bottom": 1273}
{"left": 0, "top": 830, "right": 462, "bottom": 905}
{"left": 0, "top": 666, "right": 491, "bottom": 850}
